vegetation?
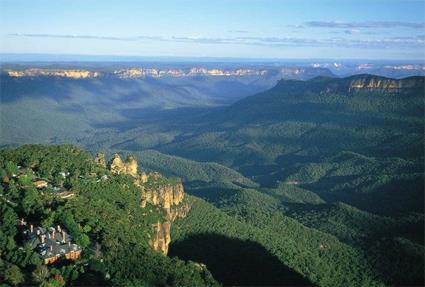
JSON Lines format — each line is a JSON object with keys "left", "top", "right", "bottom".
{"left": 1, "top": 74, "right": 424, "bottom": 286}
{"left": 171, "top": 192, "right": 423, "bottom": 286}
{"left": 0, "top": 145, "right": 218, "bottom": 286}
{"left": 171, "top": 195, "right": 381, "bottom": 286}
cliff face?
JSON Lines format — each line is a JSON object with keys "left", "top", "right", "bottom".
{"left": 94, "top": 153, "right": 106, "bottom": 167}
{"left": 105, "top": 154, "right": 189, "bottom": 255}
{"left": 112, "top": 67, "right": 269, "bottom": 78}
{"left": 109, "top": 154, "right": 138, "bottom": 177}
{"left": 348, "top": 76, "right": 424, "bottom": 92}
{"left": 138, "top": 173, "right": 184, "bottom": 208}
{"left": 7, "top": 69, "right": 99, "bottom": 78}
{"left": 136, "top": 171, "right": 190, "bottom": 254}
{"left": 138, "top": 175, "right": 190, "bottom": 221}
{"left": 149, "top": 221, "right": 171, "bottom": 255}
{"left": 5, "top": 67, "right": 270, "bottom": 79}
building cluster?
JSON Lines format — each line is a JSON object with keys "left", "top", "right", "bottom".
{"left": 19, "top": 219, "right": 82, "bottom": 265}
{"left": 32, "top": 176, "right": 75, "bottom": 199}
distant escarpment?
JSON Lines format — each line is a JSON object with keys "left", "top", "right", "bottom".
{"left": 347, "top": 75, "right": 424, "bottom": 92}
{"left": 275, "top": 74, "right": 424, "bottom": 95}
{"left": 100, "top": 153, "right": 189, "bottom": 255}
{"left": 4, "top": 66, "right": 334, "bottom": 80}
{"left": 7, "top": 68, "right": 100, "bottom": 79}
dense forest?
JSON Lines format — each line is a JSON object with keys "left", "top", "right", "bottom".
{"left": 0, "top": 74, "right": 424, "bottom": 286}
{"left": 0, "top": 145, "right": 217, "bottom": 286}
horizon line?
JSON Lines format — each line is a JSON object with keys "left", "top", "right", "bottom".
{"left": 0, "top": 53, "right": 424, "bottom": 63}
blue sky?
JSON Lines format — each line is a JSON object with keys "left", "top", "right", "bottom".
{"left": 0, "top": 0, "right": 424, "bottom": 60}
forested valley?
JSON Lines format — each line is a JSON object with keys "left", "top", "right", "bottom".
{"left": 1, "top": 73, "right": 424, "bottom": 286}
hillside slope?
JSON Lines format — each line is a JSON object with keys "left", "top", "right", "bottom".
{"left": 1, "top": 74, "right": 423, "bottom": 286}
{"left": 0, "top": 145, "right": 218, "bottom": 286}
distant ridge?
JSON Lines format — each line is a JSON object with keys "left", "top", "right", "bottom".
{"left": 275, "top": 73, "right": 424, "bottom": 94}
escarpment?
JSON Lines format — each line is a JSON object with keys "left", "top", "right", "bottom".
{"left": 137, "top": 173, "right": 185, "bottom": 210}
{"left": 276, "top": 75, "right": 425, "bottom": 96}
{"left": 348, "top": 76, "right": 423, "bottom": 92}
{"left": 135, "top": 171, "right": 190, "bottom": 254}
{"left": 109, "top": 153, "right": 138, "bottom": 177}
{"left": 101, "top": 153, "right": 189, "bottom": 255}
{"left": 7, "top": 68, "right": 100, "bottom": 78}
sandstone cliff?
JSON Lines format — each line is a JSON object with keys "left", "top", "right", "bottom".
{"left": 347, "top": 75, "right": 424, "bottom": 92}
{"left": 136, "top": 172, "right": 190, "bottom": 254}
{"left": 137, "top": 173, "right": 184, "bottom": 209}
{"left": 113, "top": 67, "right": 268, "bottom": 78}
{"left": 6, "top": 67, "right": 269, "bottom": 79}
{"left": 149, "top": 221, "right": 172, "bottom": 255}
{"left": 7, "top": 68, "right": 99, "bottom": 78}
{"left": 109, "top": 154, "right": 138, "bottom": 177}
{"left": 106, "top": 154, "right": 189, "bottom": 255}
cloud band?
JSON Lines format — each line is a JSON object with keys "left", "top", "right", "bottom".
{"left": 9, "top": 33, "right": 425, "bottom": 49}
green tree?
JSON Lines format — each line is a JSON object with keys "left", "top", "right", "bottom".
{"left": 18, "top": 174, "right": 33, "bottom": 186}
{"left": 32, "top": 265, "right": 50, "bottom": 283}
{"left": 5, "top": 161, "right": 18, "bottom": 177}
{"left": 4, "top": 264, "right": 24, "bottom": 286}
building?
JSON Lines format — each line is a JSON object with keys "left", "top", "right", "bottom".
{"left": 57, "top": 190, "right": 75, "bottom": 199}
{"left": 32, "top": 178, "right": 48, "bottom": 189}
{"left": 20, "top": 219, "right": 82, "bottom": 265}
{"left": 52, "top": 186, "right": 75, "bottom": 199}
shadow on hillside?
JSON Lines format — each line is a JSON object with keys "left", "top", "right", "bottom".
{"left": 184, "top": 183, "right": 239, "bottom": 202}
{"left": 311, "top": 175, "right": 424, "bottom": 215}
{"left": 169, "top": 233, "right": 313, "bottom": 286}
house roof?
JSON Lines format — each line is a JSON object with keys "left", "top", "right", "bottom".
{"left": 22, "top": 225, "right": 82, "bottom": 259}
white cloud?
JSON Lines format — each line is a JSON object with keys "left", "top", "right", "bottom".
{"left": 8, "top": 33, "right": 425, "bottom": 49}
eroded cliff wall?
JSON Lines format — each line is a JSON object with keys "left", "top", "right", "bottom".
{"left": 100, "top": 153, "right": 189, "bottom": 255}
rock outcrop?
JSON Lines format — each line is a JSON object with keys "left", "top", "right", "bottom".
{"left": 7, "top": 69, "right": 100, "bottom": 78}
{"left": 109, "top": 154, "right": 138, "bottom": 177}
{"left": 149, "top": 221, "right": 172, "bottom": 255}
{"left": 113, "top": 67, "right": 269, "bottom": 78}
{"left": 106, "top": 154, "right": 189, "bottom": 255}
{"left": 136, "top": 172, "right": 190, "bottom": 254}
{"left": 138, "top": 173, "right": 184, "bottom": 209}
{"left": 94, "top": 153, "right": 106, "bottom": 167}
{"left": 348, "top": 76, "right": 423, "bottom": 92}
{"left": 6, "top": 67, "right": 270, "bottom": 79}
{"left": 126, "top": 156, "right": 138, "bottom": 177}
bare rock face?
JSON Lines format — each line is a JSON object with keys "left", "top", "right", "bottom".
{"left": 136, "top": 172, "right": 190, "bottom": 254}
{"left": 148, "top": 203, "right": 189, "bottom": 255}
{"left": 139, "top": 177, "right": 184, "bottom": 209}
{"left": 149, "top": 221, "right": 172, "bottom": 255}
{"left": 110, "top": 153, "right": 125, "bottom": 174}
{"left": 104, "top": 153, "right": 189, "bottom": 255}
{"left": 139, "top": 172, "right": 149, "bottom": 184}
{"left": 7, "top": 68, "right": 99, "bottom": 78}
{"left": 94, "top": 153, "right": 106, "bottom": 167}
{"left": 349, "top": 78, "right": 402, "bottom": 91}
{"left": 109, "top": 154, "right": 138, "bottom": 177}
{"left": 126, "top": 156, "right": 138, "bottom": 177}
{"left": 348, "top": 76, "right": 423, "bottom": 92}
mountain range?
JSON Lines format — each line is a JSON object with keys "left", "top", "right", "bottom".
{"left": 0, "top": 68, "right": 424, "bottom": 286}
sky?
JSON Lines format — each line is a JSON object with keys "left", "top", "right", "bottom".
{"left": 0, "top": 0, "right": 424, "bottom": 60}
